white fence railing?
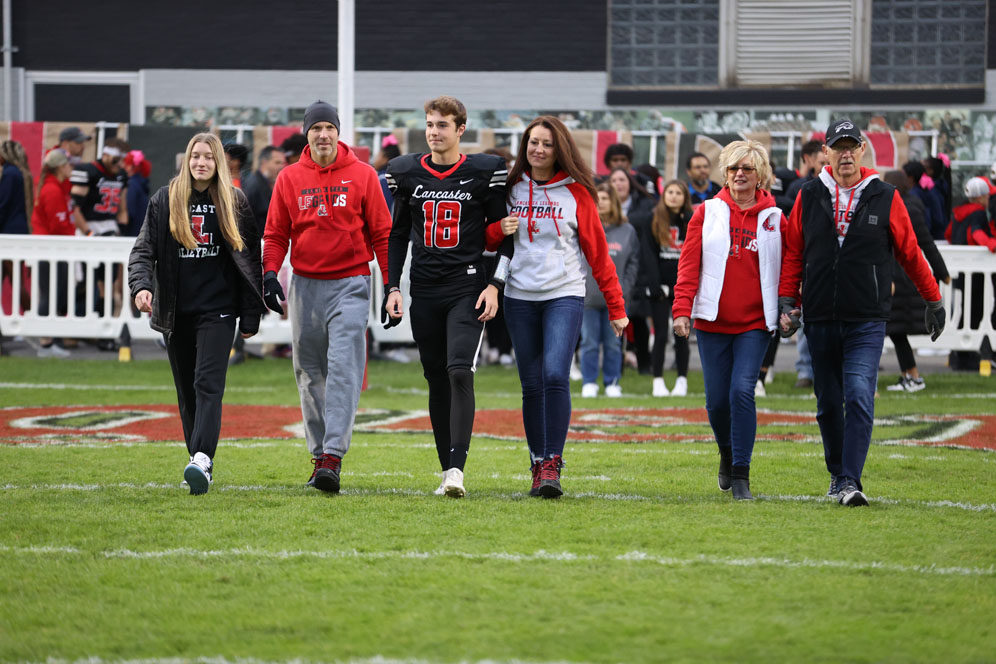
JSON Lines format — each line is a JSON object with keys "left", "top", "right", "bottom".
{"left": 0, "top": 234, "right": 414, "bottom": 347}
{"left": 2, "top": 235, "right": 994, "bottom": 355}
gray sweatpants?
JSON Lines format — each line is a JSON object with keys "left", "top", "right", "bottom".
{"left": 289, "top": 273, "right": 370, "bottom": 458}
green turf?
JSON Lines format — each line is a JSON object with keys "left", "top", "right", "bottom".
{"left": 1, "top": 357, "right": 994, "bottom": 663}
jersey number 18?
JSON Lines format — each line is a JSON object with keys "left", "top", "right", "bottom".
{"left": 422, "top": 200, "right": 461, "bottom": 249}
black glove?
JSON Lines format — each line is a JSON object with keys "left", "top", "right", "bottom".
{"left": 778, "top": 296, "right": 801, "bottom": 338}
{"left": 924, "top": 299, "right": 946, "bottom": 342}
{"left": 381, "top": 288, "right": 402, "bottom": 330}
{"left": 263, "top": 271, "right": 285, "bottom": 315}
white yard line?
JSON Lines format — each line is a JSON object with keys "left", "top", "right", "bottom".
{"left": 22, "top": 658, "right": 587, "bottom": 664}
{"left": 1, "top": 545, "right": 991, "bottom": 577}
{"left": 2, "top": 482, "right": 993, "bottom": 513}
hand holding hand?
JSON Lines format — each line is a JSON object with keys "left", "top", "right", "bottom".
{"left": 778, "top": 296, "right": 801, "bottom": 338}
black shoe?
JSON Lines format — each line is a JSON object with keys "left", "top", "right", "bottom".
{"left": 718, "top": 450, "right": 732, "bottom": 492}
{"left": 538, "top": 456, "right": 564, "bottom": 499}
{"left": 794, "top": 377, "right": 813, "bottom": 389}
{"left": 96, "top": 339, "right": 117, "bottom": 351}
{"left": 827, "top": 475, "right": 844, "bottom": 498}
{"left": 229, "top": 350, "right": 246, "bottom": 366}
{"left": 306, "top": 457, "right": 320, "bottom": 487}
{"left": 529, "top": 460, "right": 542, "bottom": 497}
{"left": 837, "top": 478, "right": 868, "bottom": 507}
{"left": 313, "top": 453, "right": 342, "bottom": 493}
{"left": 731, "top": 478, "right": 753, "bottom": 501}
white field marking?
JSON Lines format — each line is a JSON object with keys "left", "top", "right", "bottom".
{"left": 2, "top": 545, "right": 992, "bottom": 578}
{"left": 9, "top": 409, "right": 171, "bottom": 431}
{"left": 616, "top": 551, "right": 995, "bottom": 577}
{"left": 19, "top": 657, "right": 589, "bottom": 664}
{"left": 0, "top": 382, "right": 274, "bottom": 393}
{"left": 4, "top": 483, "right": 994, "bottom": 513}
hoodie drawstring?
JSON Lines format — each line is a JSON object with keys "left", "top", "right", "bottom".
{"left": 525, "top": 177, "right": 561, "bottom": 243}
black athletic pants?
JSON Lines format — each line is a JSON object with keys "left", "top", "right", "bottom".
{"left": 650, "top": 297, "right": 689, "bottom": 377}
{"left": 889, "top": 333, "right": 916, "bottom": 373}
{"left": 410, "top": 288, "right": 485, "bottom": 472}
{"left": 165, "top": 312, "right": 236, "bottom": 459}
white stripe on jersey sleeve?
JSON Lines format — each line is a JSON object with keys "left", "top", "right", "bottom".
{"left": 384, "top": 172, "right": 398, "bottom": 193}
{"left": 489, "top": 169, "right": 508, "bottom": 188}
{"left": 69, "top": 170, "right": 90, "bottom": 185}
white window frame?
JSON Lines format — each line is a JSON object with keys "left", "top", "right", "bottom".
{"left": 23, "top": 70, "right": 144, "bottom": 124}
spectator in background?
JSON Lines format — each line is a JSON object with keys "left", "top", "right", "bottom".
{"left": 0, "top": 140, "right": 32, "bottom": 233}
{"left": 372, "top": 135, "right": 401, "bottom": 210}
{"left": 673, "top": 140, "right": 784, "bottom": 501}
{"left": 280, "top": 134, "right": 308, "bottom": 165}
{"left": 71, "top": 137, "right": 128, "bottom": 237}
{"left": 32, "top": 149, "right": 76, "bottom": 357}
{"left": 609, "top": 167, "right": 654, "bottom": 374}
{"left": 922, "top": 154, "right": 952, "bottom": 222}
{"left": 242, "top": 145, "right": 287, "bottom": 236}
{"left": 988, "top": 160, "right": 996, "bottom": 222}
{"left": 903, "top": 160, "right": 946, "bottom": 240}
{"left": 1, "top": 140, "right": 34, "bottom": 318}
{"left": 881, "top": 170, "right": 949, "bottom": 393}
{"left": 122, "top": 150, "right": 151, "bottom": 237}
{"left": 782, "top": 140, "right": 827, "bottom": 208}
{"left": 56, "top": 126, "right": 91, "bottom": 165}
{"left": 603, "top": 143, "right": 656, "bottom": 197}
{"left": 636, "top": 163, "right": 663, "bottom": 202}
{"left": 949, "top": 176, "right": 996, "bottom": 250}
{"left": 645, "top": 178, "right": 692, "bottom": 397}
{"left": 685, "top": 152, "right": 722, "bottom": 207}
{"left": 580, "top": 181, "right": 639, "bottom": 398}
{"left": 224, "top": 143, "right": 249, "bottom": 189}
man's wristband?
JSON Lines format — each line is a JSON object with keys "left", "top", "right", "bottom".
{"left": 387, "top": 286, "right": 401, "bottom": 294}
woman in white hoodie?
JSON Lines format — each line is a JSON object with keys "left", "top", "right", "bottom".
{"left": 489, "top": 116, "right": 628, "bottom": 498}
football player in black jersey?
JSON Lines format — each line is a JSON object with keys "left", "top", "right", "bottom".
{"left": 70, "top": 137, "right": 129, "bottom": 330}
{"left": 384, "top": 95, "right": 513, "bottom": 498}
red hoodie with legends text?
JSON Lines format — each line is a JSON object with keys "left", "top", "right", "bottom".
{"left": 263, "top": 142, "right": 391, "bottom": 281}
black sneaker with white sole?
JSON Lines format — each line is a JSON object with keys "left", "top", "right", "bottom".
{"left": 827, "top": 475, "right": 844, "bottom": 498}
{"left": 837, "top": 478, "right": 868, "bottom": 507}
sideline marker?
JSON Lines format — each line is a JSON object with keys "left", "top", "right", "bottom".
{"left": 980, "top": 337, "right": 992, "bottom": 377}
{"left": 118, "top": 324, "right": 132, "bottom": 362}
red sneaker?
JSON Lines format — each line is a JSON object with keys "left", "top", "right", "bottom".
{"left": 538, "top": 456, "right": 564, "bottom": 499}
{"left": 529, "top": 460, "right": 542, "bottom": 497}
{"left": 313, "top": 453, "right": 342, "bottom": 493}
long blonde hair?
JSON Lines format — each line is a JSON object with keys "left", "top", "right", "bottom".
{"left": 0, "top": 140, "right": 34, "bottom": 220}
{"left": 168, "top": 133, "right": 244, "bottom": 251}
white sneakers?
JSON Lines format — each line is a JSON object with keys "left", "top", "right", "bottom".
{"left": 653, "top": 376, "right": 687, "bottom": 397}
{"left": 37, "top": 344, "right": 70, "bottom": 358}
{"left": 183, "top": 452, "right": 213, "bottom": 495}
{"left": 569, "top": 357, "right": 583, "bottom": 382}
{"left": 604, "top": 384, "right": 623, "bottom": 398}
{"left": 442, "top": 467, "right": 465, "bottom": 498}
{"left": 754, "top": 379, "right": 767, "bottom": 397}
{"left": 581, "top": 383, "right": 599, "bottom": 398}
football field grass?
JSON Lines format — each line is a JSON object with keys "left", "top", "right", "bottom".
{"left": 1, "top": 356, "right": 995, "bottom": 663}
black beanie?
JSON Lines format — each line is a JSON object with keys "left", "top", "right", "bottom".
{"left": 303, "top": 100, "right": 340, "bottom": 134}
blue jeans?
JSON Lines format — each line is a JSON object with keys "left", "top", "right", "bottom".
{"left": 804, "top": 321, "right": 885, "bottom": 489}
{"left": 580, "top": 307, "right": 622, "bottom": 386}
{"left": 696, "top": 328, "right": 770, "bottom": 467}
{"left": 504, "top": 295, "right": 584, "bottom": 462}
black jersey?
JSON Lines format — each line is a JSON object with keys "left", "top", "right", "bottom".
{"left": 385, "top": 152, "right": 508, "bottom": 290}
{"left": 70, "top": 161, "right": 126, "bottom": 222}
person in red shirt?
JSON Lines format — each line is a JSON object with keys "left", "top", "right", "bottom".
{"left": 32, "top": 149, "right": 76, "bottom": 356}
{"left": 672, "top": 140, "right": 786, "bottom": 501}
{"left": 262, "top": 101, "right": 392, "bottom": 493}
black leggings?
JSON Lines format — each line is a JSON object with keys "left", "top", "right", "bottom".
{"left": 650, "top": 298, "right": 688, "bottom": 377}
{"left": 889, "top": 333, "right": 916, "bottom": 373}
{"left": 165, "top": 313, "right": 236, "bottom": 459}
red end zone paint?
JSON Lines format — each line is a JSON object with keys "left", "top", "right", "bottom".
{"left": 0, "top": 406, "right": 993, "bottom": 451}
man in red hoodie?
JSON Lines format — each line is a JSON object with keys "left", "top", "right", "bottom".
{"left": 262, "top": 101, "right": 391, "bottom": 493}
{"left": 779, "top": 119, "right": 945, "bottom": 507}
